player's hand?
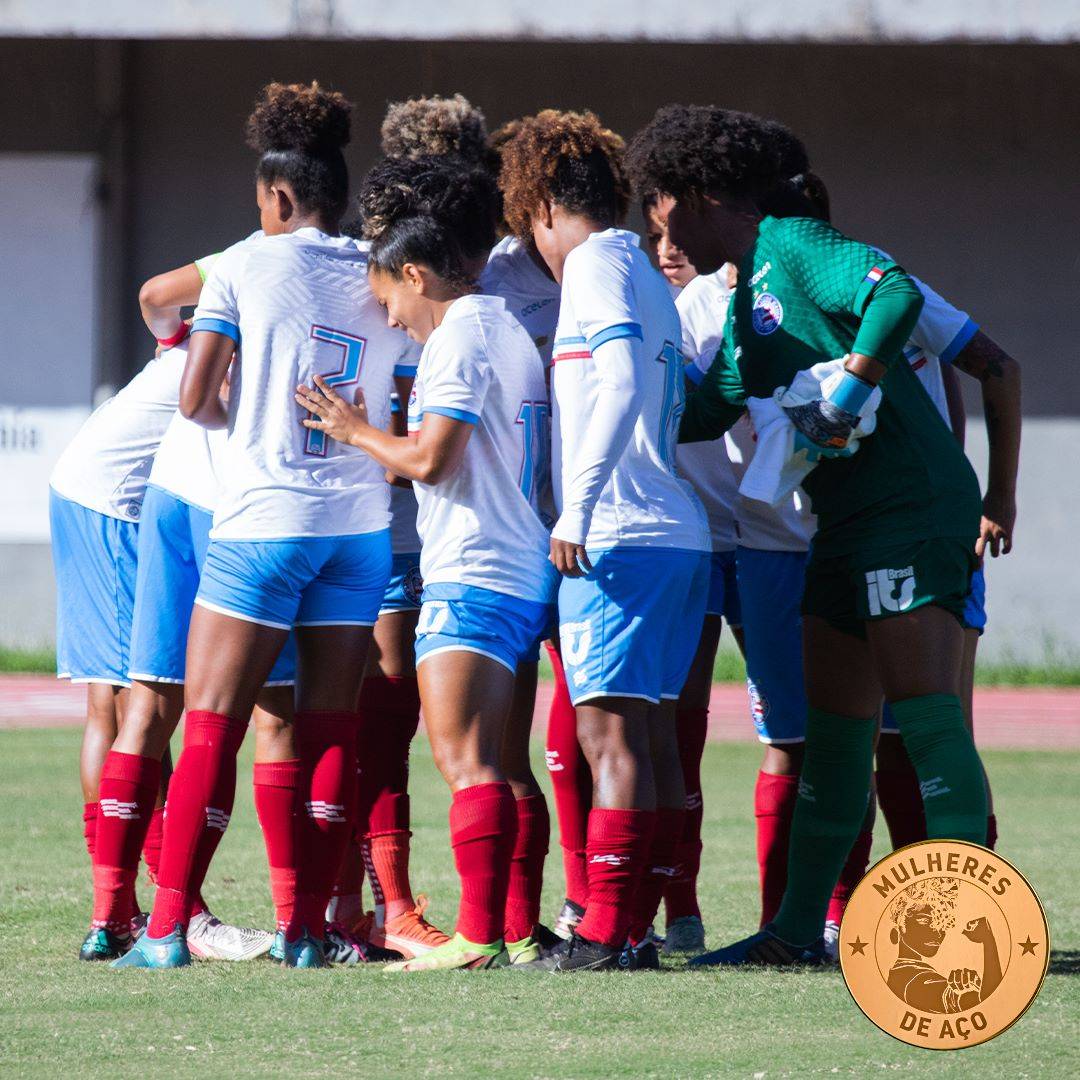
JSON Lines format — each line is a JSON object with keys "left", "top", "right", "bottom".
{"left": 947, "top": 967, "right": 982, "bottom": 997}
{"left": 962, "top": 916, "right": 994, "bottom": 944}
{"left": 295, "top": 375, "right": 369, "bottom": 447}
{"left": 784, "top": 399, "right": 859, "bottom": 452}
{"left": 977, "top": 489, "right": 1016, "bottom": 558}
{"left": 550, "top": 538, "right": 592, "bottom": 578}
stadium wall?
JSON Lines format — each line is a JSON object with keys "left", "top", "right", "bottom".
{"left": 0, "top": 38, "right": 1077, "bottom": 663}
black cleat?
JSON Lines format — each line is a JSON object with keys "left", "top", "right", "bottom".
{"left": 532, "top": 922, "right": 565, "bottom": 952}
{"left": 689, "top": 925, "right": 828, "bottom": 968}
{"left": 515, "top": 931, "right": 624, "bottom": 972}
{"left": 621, "top": 938, "right": 661, "bottom": 971}
{"left": 79, "top": 926, "right": 131, "bottom": 962}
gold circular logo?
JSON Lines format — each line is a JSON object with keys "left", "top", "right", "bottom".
{"left": 840, "top": 840, "right": 1049, "bottom": 1050}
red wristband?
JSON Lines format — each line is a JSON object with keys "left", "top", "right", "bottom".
{"left": 156, "top": 321, "right": 190, "bottom": 348}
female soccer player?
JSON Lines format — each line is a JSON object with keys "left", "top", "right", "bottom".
{"left": 116, "top": 81, "right": 408, "bottom": 970}
{"left": 296, "top": 203, "right": 556, "bottom": 972}
{"left": 627, "top": 105, "right": 989, "bottom": 965}
{"left": 499, "top": 110, "right": 711, "bottom": 972}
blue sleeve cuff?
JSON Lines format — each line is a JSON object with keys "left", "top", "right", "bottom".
{"left": 393, "top": 363, "right": 418, "bottom": 378}
{"left": 424, "top": 405, "right": 479, "bottom": 425}
{"left": 192, "top": 317, "right": 240, "bottom": 344}
{"left": 684, "top": 362, "right": 705, "bottom": 387}
{"left": 939, "top": 318, "right": 979, "bottom": 365}
{"left": 587, "top": 322, "right": 643, "bottom": 351}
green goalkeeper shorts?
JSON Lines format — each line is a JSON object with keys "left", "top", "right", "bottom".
{"left": 802, "top": 537, "right": 978, "bottom": 639}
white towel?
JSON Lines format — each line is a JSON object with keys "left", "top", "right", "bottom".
{"left": 739, "top": 358, "right": 882, "bottom": 507}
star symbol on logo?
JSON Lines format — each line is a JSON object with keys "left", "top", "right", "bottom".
{"left": 1019, "top": 936, "right": 1039, "bottom": 956}
{"left": 848, "top": 937, "right": 868, "bottom": 956}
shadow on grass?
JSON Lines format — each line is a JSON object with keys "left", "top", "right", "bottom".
{"left": 1048, "top": 950, "right": 1080, "bottom": 975}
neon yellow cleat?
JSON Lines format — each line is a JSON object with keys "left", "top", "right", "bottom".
{"left": 383, "top": 932, "right": 502, "bottom": 972}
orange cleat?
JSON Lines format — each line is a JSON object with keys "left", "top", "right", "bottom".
{"left": 366, "top": 896, "right": 450, "bottom": 960}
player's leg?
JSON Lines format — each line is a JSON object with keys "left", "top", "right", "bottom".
{"left": 500, "top": 658, "right": 553, "bottom": 960}
{"left": 543, "top": 639, "right": 592, "bottom": 937}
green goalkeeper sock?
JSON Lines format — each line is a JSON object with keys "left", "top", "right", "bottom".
{"left": 891, "top": 693, "right": 987, "bottom": 844}
{"left": 771, "top": 709, "right": 875, "bottom": 946}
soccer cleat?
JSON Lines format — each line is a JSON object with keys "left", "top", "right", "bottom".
{"left": 269, "top": 931, "right": 286, "bottom": 964}
{"left": 110, "top": 924, "right": 191, "bottom": 968}
{"left": 663, "top": 915, "right": 706, "bottom": 955}
{"left": 622, "top": 927, "right": 662, "bottom": 971}
{"left": 689, "top": 925, "right": 828, "bottom": 968}
{"left": 79, "top": 926, "right": 131, "bottom": 962}
{"left": 366, "top": 896, "right": 450, "bottom": 960}
{"left": 129, "top": 912, "right": 149, "bottom": 942}
{"left": 822, "top": 919, "right": 841, "bottom": 962}
{"left": 552, "top": 898, "right": 586, "bottom": 941}
{"left": 532, "top": 923, "right": 565, "bottom": 952}
{"left": 323, "top": 924, "right": 401, "bottom": 965}
{"left": 383, "top": 932, "right": 502, "bottom": 972}
{"left": 279, "top": 928, "right": 327, "bottom": 969}
{"left": 186, "top": 910, "right": 273, "bottom": 961}
{"left": 515, "top": 931, "right": 625, "bottom": 972}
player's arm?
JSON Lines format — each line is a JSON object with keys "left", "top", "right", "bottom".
{"left": 295, "top": 376, "right": 471, "bottom": 484}
{"left": 679, "top": 323, "right": 746, "bottom": 443}
{"left": 952, "top": 330, "right": 1022, "bottom": 557}
{"left": 941, "top": 361, "right": 967, "bottom": 447}
{"left": 139, "top": 251, "right": 220, "bottom": 344}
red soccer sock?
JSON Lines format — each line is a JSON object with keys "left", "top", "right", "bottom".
{"left": 986, "top": 813, "right": 998, "bottom": 850}
{"left": 755, "top": 771, "right": 799, "bottom": 927}
{"left": 253, "top": 758, "right": 302, "bottom": 932}
{"left": 875, "top": 767, "right": 927, "bottom": 850}
{"left": 664, "top": 707, "right": 708, "bottom": 923}
{"left": 826, "top": 825, "right": 874, "bottom": 927}
{"left": 630, "top": 806, "right": 683, "bottom": 944}
{"left": 544, "top": 643, "right": 592, "bottom": 908}
{"left": 82, "top": 802, "right": 98, "bottom": 863}
{"left": 450, "top": 782, "right": 518, "bottom": 945}
{"left": 356, "top": 675, "right": 420, "bottom": 920}
{"left": 504, "top": 793, "right": 550, "bottom": 943}
{"left": 147, "top": 711, "right": 247, "bottom": 939}
{"left": 576, "top": 808, "right": 655, "bottom": 949}
{"left": 92, "top": 752, "right": 161, "bottom": 931}
{"left": 289, "top": 711, "right": 361, "bottom": 939}
{"left": 142, "top": 805, "right": 165, "bottom": 885}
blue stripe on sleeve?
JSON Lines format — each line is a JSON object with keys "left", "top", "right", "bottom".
{"left": 424, "top": 405, "right": 479, "bottom": 425}
{"left": 393, "top": 364, "right": 418, "bottom": 378}
{"left": 938, "top": 318, "right": 979, "bottom": 365}
{"left": 684, "top": 363, "right": 705, "bottom": 387}
{"left": 191, "top": 318, "right": 240, "bottom": 344}
{"left": 587, "top": 323, "right": 644, "bottom": 351}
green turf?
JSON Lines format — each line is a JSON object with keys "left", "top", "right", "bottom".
{"left": 0, "top": 731, "right": 1076, "bottom": 1078}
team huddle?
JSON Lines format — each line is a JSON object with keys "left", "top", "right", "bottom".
{"left": 50, "top": 84, "right": 1021, "bottom": 973}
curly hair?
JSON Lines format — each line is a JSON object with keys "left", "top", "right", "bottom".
{"left": 498, "top": 109, "right": 630, "bottom": 239}
{"left": 625, "top": 104, "right": 796, "bottom": 205}
{"left": 889, "top": 877, "right": 960, "bottom": 933}
{"left": 246, "top": 81, "right": 352, "bottom": 220}
{"left": 380, "top": 94, "right": 489, "bottom": 164}
{"left": 353, "top": 154, "right": 499, "bottom": 260}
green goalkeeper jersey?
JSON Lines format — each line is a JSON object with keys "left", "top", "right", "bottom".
{"left": 681, "top": 216, "right": 981, "bottom": 557}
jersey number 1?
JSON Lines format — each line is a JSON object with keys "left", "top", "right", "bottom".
{"left": 516, "top": 400, "right": 551, "bottom": 504}
{"left": 656, "top": 339, "right": 684, "bottom": 470}
{"left": 304, "top": 325, "right": 367, "bottom": 457}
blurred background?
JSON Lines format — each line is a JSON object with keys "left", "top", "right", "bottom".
{"left": 1, "top": 2, "right": 1078, "bottom": 666}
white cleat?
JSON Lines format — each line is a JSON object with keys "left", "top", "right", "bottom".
{"left": 822, "top": 919, "right": 840, "bottom": 963}
{"left": 186, "top": 910, "right": 274, "bottom": 961}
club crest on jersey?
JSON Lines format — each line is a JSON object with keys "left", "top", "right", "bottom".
{"left": 403, "top": 565, "right": 423, "bottom": 606}
{"left": 752, "top": 292, "right": 784, "bottom": 335}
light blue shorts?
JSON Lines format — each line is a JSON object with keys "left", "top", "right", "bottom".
{"left": 414, "top": 583, "right": 553, "bottom": 674}
{"left": 558, "top": 547, "right": 710, "bottom": 706}
{"left": 49, "top": 491, "right": 138, "bottom": 686}
{"left": 128, "top": 486, "right": 296, "bottom": 684}
{"left": 196, "top": 529, "right": 392, "bottom": 630}
{"left": 881, "top": 564, "right": 987, "bottom": 735}
{"left": 381, "top": 551, "right": 423, "bottom": 615}
{"left": 736, "top": 546, "right": 809, "bottom": 744}
{"left": 706, "top": 549, "right": 742, "bottom": 623}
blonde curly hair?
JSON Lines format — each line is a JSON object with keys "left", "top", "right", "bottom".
{"left": 497, "top": 109, "right": 629, "bottom": 240}
{"left": 889, "top": 877, "right": 959, "bottom": 933}
{"left": 380, "top": 94, "right": 489, "bottom": 162}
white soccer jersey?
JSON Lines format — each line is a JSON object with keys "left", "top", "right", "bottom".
{"left": 50, "top": 346, "right": 187, "bottom": 522}
{"left": 480, "top": 236, "right": 562, "bottom": 365}
{"left": 407, "top": 294, "right": 556, "bottom": 604}
{"left": 148, "top": 412, "right": 226, "bottom": 512}
{"left": 551, "top": 229, "right": 709, "bottom": 553}
{"left": 675, "top": 271, "right": 739, "bottom": 551}
{"left": 193, "top": 229, "right": 413, "bottom": 540}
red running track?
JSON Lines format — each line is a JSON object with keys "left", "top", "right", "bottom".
{"left": 1, "top": 676, "right": 1076, "bottom": 750}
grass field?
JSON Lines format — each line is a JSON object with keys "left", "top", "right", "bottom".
{"left": 1, "top": 729, "right": 1077, "bottom": 1079}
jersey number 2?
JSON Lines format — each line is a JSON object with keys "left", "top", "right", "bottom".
{"left": 304, "top": 325, "right": 367, "bottom": 457}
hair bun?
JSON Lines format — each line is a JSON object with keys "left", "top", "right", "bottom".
{"left": 246, "top": 81, "right": 352, "bottom": 154}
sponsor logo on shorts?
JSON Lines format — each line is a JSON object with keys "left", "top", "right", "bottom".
{"left": 747, "top": 678, "right": 770, "bottom": 729}
{"left": 417, "top": 601, "right": 450, "bottom": 636}
{"left": 560, "top": 620, "right": 592, "bottom": 667}
{"left": 840, "top": 840, "right": 1049, "bottom": 1050}
{"left": 866, "top": 565, "right": 916, "bottom": 616}
{"left": 752, "top": 292, "right": 784, "bottom": 335}
{"left": 920, "top": 776, "right": 953, "bottom": 801}
{"left": 402, "top": 565, "right": 423, "bottom": 606}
